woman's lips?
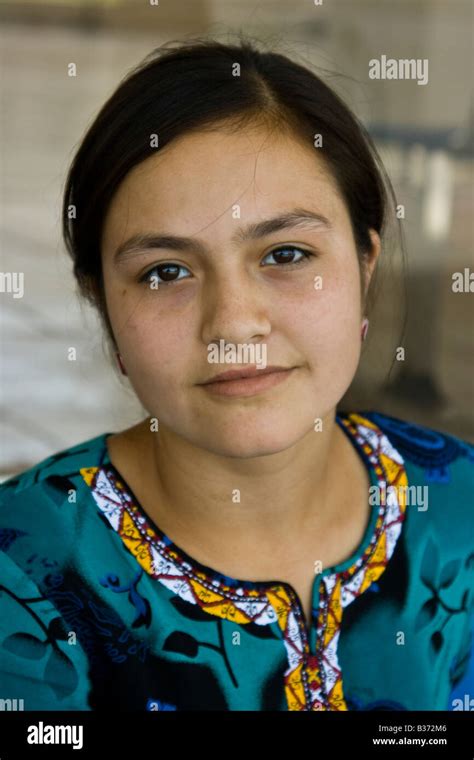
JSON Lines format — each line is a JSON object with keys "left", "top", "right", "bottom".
{"left": 199, "top": 367, "right": 295, "bottom": 397}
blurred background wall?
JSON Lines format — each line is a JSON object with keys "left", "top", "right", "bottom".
{"left": 0, "top": 0, "right": 473, "bottom": 475}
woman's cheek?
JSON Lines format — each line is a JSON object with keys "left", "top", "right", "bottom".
{"left": 281, "top": 276, "right": 344, "bottom": 342}
{"left": 301, "top": 279, "right": 361, "bottom": 376}
{"left": 123, "top": 313, "right": 195, "bottom": 389}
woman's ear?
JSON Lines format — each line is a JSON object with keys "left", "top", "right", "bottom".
{"left": 362, "top": 228, "right": 382, "bottom": 300}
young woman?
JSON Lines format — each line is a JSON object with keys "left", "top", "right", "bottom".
{"left": 1, "top": 36, "right": 472, "bottom": 712}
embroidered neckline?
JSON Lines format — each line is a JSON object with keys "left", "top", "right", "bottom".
{"left": 80, "top": 411, "right": 408, "bottom": 712}
{"left": 82, "top": 411, "right": 405, "bottom": 599}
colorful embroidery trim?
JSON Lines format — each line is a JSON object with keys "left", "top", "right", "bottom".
{"left": 80, "top": 412, "right": 408, "bottom": 711}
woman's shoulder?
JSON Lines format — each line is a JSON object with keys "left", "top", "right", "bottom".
{"left": 345, "top": 409, "right": 474, "bottom": 556}
{"left": 0, "top": 431, "right": 111, "bottom": 518}
{"left": 0, "top": 431, "right": 114, "bottom": 610}
{"left": 344, "top": 408, "right": 474, "bottom": 484}
{"left": 0, "top": 434, "right": 110, "bottom": 711}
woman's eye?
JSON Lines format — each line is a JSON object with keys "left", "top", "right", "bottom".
{"left": 139, "top": 263, "right": 192, "bottom": 286}
{"left": 139, "top": 246, "right": 314, "bottom": 287}
{"left": 261, "top": 246, "right": 314, "bottom": 267}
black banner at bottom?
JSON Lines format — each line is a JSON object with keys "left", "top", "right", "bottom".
{"left": 0, "top": 709, "right": 472, "bottom": 757}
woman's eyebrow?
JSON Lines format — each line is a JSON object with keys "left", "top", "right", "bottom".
{"left": 113, "top": 208, "right": 332, "bottom": 264}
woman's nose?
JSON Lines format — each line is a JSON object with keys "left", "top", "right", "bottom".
{"left": 200, "top": 272, "right": 271, "bottom": 348}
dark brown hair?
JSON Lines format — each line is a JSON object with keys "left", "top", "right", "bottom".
{"left": 62, "top": 32, "right": 404, "bottom": 361}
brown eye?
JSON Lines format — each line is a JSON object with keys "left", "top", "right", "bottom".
{"left": 139, "top": 263, "right": 191, "bottom": 286}
{"left": 262, "top": 246, "right": 314, "bottom": 267}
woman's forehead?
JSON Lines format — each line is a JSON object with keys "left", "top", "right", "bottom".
{"left": 100, "top": 129, "right": 345, "bottom": 257}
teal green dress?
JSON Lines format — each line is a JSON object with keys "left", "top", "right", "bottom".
{"left": 0, "top": 411, "right": 473, "bottom": 711}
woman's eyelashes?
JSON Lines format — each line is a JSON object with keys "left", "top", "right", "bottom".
{"left": 262, "top": 246, "right": 315, "bottom": 267}
{"left": 139, "top": 262, "right": 189, "bottom": 286}
{"left": 138, "top": 245, "right": 316, "bottom": 287}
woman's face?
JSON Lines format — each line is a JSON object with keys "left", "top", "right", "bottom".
{"left": 101, "top": 124, "right": 380, "bottom": 457}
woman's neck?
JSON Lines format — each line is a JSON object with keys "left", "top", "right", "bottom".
{"left": 106, "top": 409, "right": 370, "bottom": 578}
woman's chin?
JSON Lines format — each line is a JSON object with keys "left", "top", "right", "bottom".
{"left": 198, "top": 429, "right": 305, "bottom": 459}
